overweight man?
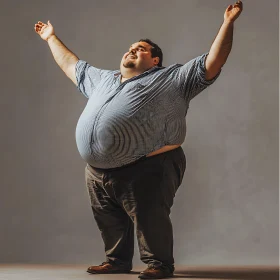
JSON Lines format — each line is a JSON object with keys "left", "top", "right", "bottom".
{"left": 34, "top": 1, "right": 243, "bottom": 279}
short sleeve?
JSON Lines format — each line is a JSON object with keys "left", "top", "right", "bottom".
{"left": 75, "top": 60, "right": 106, "bottom": 98}
{"left": 172, "top": 53, "right": 221, "bottom": 102}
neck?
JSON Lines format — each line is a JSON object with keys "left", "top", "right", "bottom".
{"left": 121, "top": 68, "right": 142, "bottom": 80}
{"left": 120, "top": 65, "right": 157, "bottom": 83}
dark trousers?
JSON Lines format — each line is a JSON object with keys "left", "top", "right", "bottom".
{"left": 85, "top": 147, "right": 186, "bottom": 272}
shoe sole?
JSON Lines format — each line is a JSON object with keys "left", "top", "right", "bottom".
{"left": 87, "top": 269, "right": 131, "bottom": 274}
{"left": 138, "top": 273, "right": 173, "bottom": 279}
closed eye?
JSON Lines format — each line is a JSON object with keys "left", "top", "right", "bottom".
{"left": 129, "top": 46, "right": 147, "bottom": 52}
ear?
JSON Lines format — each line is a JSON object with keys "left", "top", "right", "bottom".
{"left": 153, "top": 57, "right": 160, "bottom": 66}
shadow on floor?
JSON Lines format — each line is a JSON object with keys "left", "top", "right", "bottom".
{"left": 170, "top": 267, "right": 279, "bottom": 280}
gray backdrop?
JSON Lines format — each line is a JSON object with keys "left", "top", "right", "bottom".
{"left": 0, "top": 0, "right": 278, "bottom": 266}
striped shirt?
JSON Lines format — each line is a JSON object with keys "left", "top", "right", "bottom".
{"left": 75, "top": 53, "right": 221, "bottom": 168}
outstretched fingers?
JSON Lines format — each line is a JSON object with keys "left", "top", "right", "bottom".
{"left": 227, "top": 5, "right": 233, "bottom": 11}
{"left": 34, "top": 24, "right": 40, "bottom": 33}
{"left": 34, "top": 22, "right": 45, "bottom": 33}
{"left": 234, "top": 1, "right": 243, "bottom": 9}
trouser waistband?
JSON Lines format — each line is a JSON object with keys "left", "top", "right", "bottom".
{"left": 89, "top": 146, "right": 182, "bottom": 172}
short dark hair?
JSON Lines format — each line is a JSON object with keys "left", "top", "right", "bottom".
{"left": 139, "top": 38, "right": 163, "bottom": 67}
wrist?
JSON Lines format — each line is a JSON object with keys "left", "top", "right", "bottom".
{"left": 223, "top": 19, "right": 234, "bottom": 26}
{"left": 46, "top": 34, "right": 56, "bottom": 42}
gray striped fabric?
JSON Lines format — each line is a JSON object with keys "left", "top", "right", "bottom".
{"left": 75, "top": 53, "right": 221, "bottom": 168}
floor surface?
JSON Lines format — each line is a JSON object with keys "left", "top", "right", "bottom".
{"left": 0, "top": 265, "right": 278, "bottom": 280}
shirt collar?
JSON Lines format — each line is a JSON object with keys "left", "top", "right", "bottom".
{"left": 114, "top": 66, "right": 163, "bottom": 77}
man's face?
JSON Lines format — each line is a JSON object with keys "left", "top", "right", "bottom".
{"left": 120, "top": 41, "right": 159, "bottom": 73}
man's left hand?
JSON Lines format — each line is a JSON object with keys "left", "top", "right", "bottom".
{"left": 224, "top": 0, "right": 243, "bottom": 23}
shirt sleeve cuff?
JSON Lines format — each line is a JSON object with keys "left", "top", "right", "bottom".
{"left": 75, "top": 60, "right": 91, "bottom": 98}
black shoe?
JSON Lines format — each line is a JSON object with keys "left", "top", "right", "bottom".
{"left": 138, "top": 266, "right": 173, "bottom": 279}
{"left": 87, "top": 261, "right": 131, "bottom": 274}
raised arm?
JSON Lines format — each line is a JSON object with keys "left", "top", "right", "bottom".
{"left": 34, "top": 20, "right": 79, "bottom": 85}
{"left": 205, "top": 0, "right": 243, "bottom": 80}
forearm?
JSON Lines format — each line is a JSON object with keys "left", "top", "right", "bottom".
{"left": 207, "top": 20, "right": 234, "bottom": 68}
{"left": 47, "top": 35, "right": 79, "bottom": 73}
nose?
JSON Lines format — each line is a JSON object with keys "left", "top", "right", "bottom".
{"left": 130, "top": 49, "right": 136, "bottom": 55}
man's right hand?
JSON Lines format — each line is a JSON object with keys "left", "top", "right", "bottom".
{"left": 34, "top": 20, "right": 79, "bottom": 85}
{"left": 34, "top": 20, "right": 55, "bottom": 41}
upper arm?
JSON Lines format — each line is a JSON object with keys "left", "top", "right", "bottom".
{"left": 205, "top": 54, "right": 223, "bottom": 81}
{"left": 65, "top": 58, "right": 79, "bottom": 86}
{"left": 172, "top": 53, "right": 222, "bottom": 102}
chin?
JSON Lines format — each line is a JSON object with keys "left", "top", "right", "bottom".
{"left": 123, "top": 62, "right": 136, "bottom": 68}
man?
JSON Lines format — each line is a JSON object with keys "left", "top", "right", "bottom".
{"left": 34, "top": 1, "right": 243, "bottom": 279}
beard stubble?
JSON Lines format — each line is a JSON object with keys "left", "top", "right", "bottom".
{"left": 123, "top": 60, "right": 136, "bottom": 68}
